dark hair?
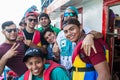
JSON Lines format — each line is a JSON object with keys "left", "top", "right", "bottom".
{"left": 19, "top": 17, "right": 26, "bottom": 26}
{"left": 42, "top": 27, "right": 54, "bottom": 37}
{"left": 1, "top": 21, "right": 15, "bottom": 30}
{"left": 62, "top": 18, "right": 81, "bottom": 29}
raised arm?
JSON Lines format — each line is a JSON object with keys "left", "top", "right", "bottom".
{"left": 81, "top": 30, "right": 103, "bottom": 56}
{"left": 23, "top": 40, "right": 47, "bottom": 54}
{"left": 0, "top": 43, "right": 19, "bottom": 75}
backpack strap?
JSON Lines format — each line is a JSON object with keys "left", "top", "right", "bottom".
{"left": 24, "top": 60, "right": 64, "bottom": 80}
{"left": 72, "top": 41, "right": 82, "bottom": 63}
{"left": 24, "top": 70, "right": 31, "bottom": 80}
{"left": 44, "top": 60, "right": 65, "bottom": 80}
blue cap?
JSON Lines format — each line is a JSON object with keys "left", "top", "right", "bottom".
{"left": 23, "top": 47, "right": 44, "bottom": 62}
{"left": 65, "top": 6, "right": 78, "bottom": 16}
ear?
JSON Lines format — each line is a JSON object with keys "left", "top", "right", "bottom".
{"left": 79, "top": 24, "right": 83, "bottom": 32}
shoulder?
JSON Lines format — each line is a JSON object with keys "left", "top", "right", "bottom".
{"left": 50, "top": 67, "right": 70, "bottom": 80}
{"left": 50, "top": 25, "right": 61, "bottom": 34}
{"left": 56, "top": 30, "right": 66, "bottom": 42}
{"left": 52, "top": 67, "right": 65, "bottom": 72}
{"left": 0, "top": 43, "right": 11, "bottom": 54}
{"left": 36, "top": 27, "right": 43, "bottom": 32}
{"left": 18, "top": 74, "right": 24, "bottom": 80}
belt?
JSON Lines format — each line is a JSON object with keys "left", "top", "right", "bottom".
{"left": 72, "top": 66, "right": 95, "bottom": 72}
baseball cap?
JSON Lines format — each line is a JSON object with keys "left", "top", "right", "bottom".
{"left": 23, "top": 47, "right": 44, "bottom": 62}
{"left": 39, "top": 13, "right": 50, "bottom": 20}
{"left": 65, "top": 6, "right": 78, "bottom": 16}
{"left": 25, "top": 11, "right": 39, "bottom": 18}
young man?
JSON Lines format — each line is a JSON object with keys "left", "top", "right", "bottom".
{"left": 18, "top": 11, "right": 47, "bottom": 54}
{"left": 0, "top": 21, "right": 27, "bottom": 76}
{"left": 53, "top": 6, "right": 103, "bottom": 72}
{"left": 19, "top": 47, "right": 70, "bottom": 80}
{"left": 36, "top": 13, "right": 61, "bottom": 46}
{"left": 41, "top": 27, "right": 60, "bottom": 63}
{"left": 62, "top": 18, "right": 110, "bottom": 80}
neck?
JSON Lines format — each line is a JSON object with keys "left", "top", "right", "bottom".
{"left": 43, "top": 25, "right": 50, "bottom": 29}
{"left": 5, "top": 40, "right": 16, "bottom": 44}
{"left": 38, "top": 67, "right": 45, "bottom": 77}
{"left": 76, "top": 31, "right": 85, "bottom": 44}
{"left": 26, "top": 26, "right": 35, "bottom": 33}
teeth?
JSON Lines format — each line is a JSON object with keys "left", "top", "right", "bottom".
{"left": 69, "top": 34, "right": 74, "bottom": 40}
{"left": 33, "top": 69, "right": 38, "bottom": 73}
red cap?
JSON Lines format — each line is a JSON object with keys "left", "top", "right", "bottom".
{"left": 26, "top": 11, "right": 39, "bottom": 18}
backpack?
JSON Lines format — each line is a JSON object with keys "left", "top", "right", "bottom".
{"left": 24, "top": 60, "right": 65, "bottom": 80}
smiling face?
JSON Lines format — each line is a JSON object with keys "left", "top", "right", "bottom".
{"left": 44, "top": 31, "right": 56, "bottom": 44}
{"left": 25, "top": 56, "right": 45, "bottom": 77}
{"left": 26, "top": 16, "right": 38, "bottom": 29}
{"left": 63, "top": 24, "right": 81, "bottom": 43}
{"left": 3, "top": 24, "right": 18, "bottom": 42}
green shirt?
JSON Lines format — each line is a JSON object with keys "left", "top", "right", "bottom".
{"left": 18, "top": 64, "right": 70, "bottom": 80}
{"left": 36, "top": 25, "right": 61, "bottom": 35}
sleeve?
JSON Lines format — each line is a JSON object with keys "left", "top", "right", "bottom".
{"left": 88, "top": 39, "right": 106, "bottom": 65}
{"left": 51, "top": 67, "right": 70, "bottom": 80}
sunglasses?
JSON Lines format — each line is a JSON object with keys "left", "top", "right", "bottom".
{"left": 64, "top": 12, "right": 76, "bottom": 17}
{"left": 28, "top": 18, "right": 38, "bottom": 22}
{"left": 5, "top": 28, "right": 18, "bottom": 33}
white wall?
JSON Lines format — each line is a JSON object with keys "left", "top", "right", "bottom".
{"left": 81, "top": 0, "right": 103, "bottom": 32}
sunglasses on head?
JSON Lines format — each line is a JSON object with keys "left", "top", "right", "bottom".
{"left": 5, "top": 28, "right": 18, "bottom": 33}
{"left": 28, "top": 18, "right": 38, "bottom": 22}
{"left": 64, "top": 12, "right": 76, "bottom": 17}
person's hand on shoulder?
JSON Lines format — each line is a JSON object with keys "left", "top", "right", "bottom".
{"left": 81, "top": 34, "right": 97, "bottom": 56}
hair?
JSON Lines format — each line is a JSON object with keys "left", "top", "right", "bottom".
{"left": 1, "top": 21, "right": 15, "bottom": 30}
{"left": 62, "top": 18, "right": 81, "bottom": 29}
{"left": 42, "top": 27, "right": 54, "bottom": 37}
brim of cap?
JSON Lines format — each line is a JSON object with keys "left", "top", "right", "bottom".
{"left": 23, "top": 54, "right": 40, "bottom": 62}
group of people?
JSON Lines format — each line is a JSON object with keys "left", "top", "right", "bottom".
{"left": 0, "top": 6, "right": 110, "bottom": 80}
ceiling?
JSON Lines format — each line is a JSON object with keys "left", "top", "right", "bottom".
{"left": 48, "top": 0, "right": 89, "bottom": 19}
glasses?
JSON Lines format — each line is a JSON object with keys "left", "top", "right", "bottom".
{"left": 28, "top": 18, "right": 38, "bottom": 22}
{"left": 64, "top": 12, "right": 76, "bottom": 17}
{"left": 5, "top": 28, "right": 18, "bottom": 33}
